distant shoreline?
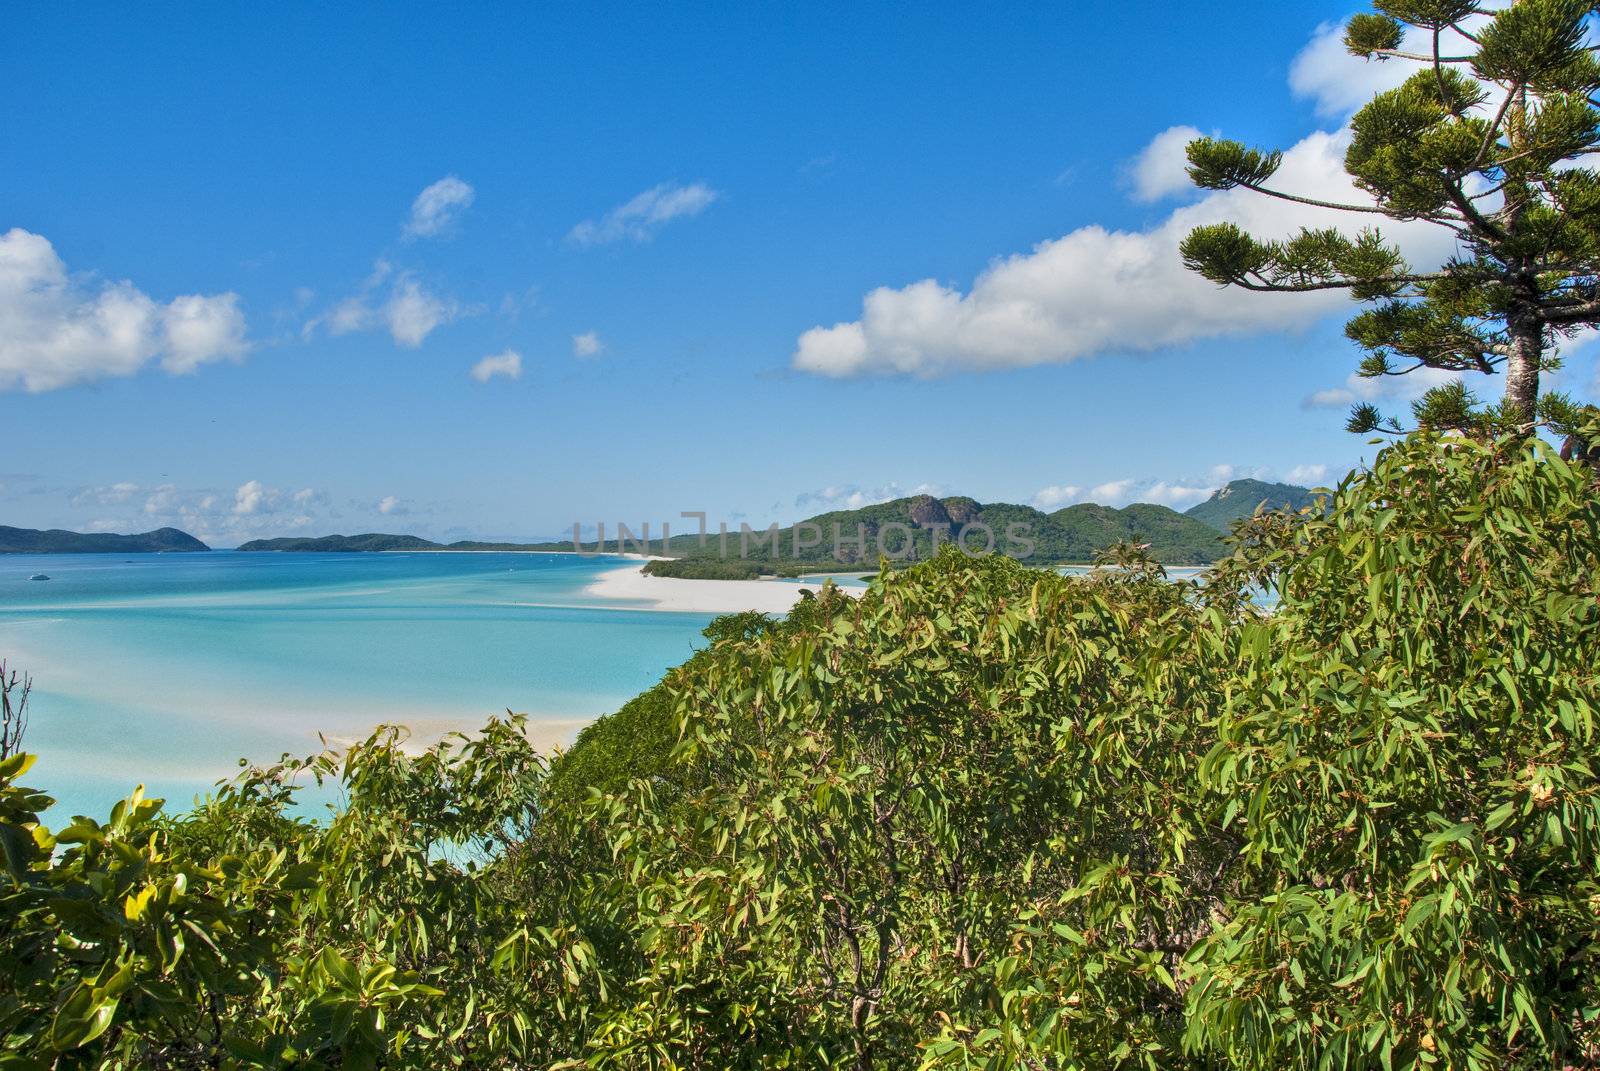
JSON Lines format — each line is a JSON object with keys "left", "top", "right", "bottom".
{"left": 583, "top": 563, "right": 846, "bottom": 614}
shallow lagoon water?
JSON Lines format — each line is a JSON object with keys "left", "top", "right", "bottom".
{"left": 0, "top": 551, "right": 718, "bottom": 820}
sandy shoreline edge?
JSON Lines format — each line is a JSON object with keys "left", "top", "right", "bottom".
{"left": 583, "top": 563, "right": 849, "bottom": 615}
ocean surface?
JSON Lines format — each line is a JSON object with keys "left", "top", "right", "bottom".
{"left": 0, "top": 551, "right": 723, "bottom": 821}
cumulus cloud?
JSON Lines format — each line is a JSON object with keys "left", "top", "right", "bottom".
{"left": 1139, "top": 481, "right": 1216, "bottom": 508}
{"left": 384, "top": 278, "right": 459, "bottom": 347}
{"left": 1285, "top": 463, "right": 1331, "bottom": 485}
{"left": 0, "top": 228, "right": 248, "bottom": 392}
{"left": 470, "top": 349, "right": 522, "bottom": 382}
{"left": 48, "top": 479, "right": 442, "bottom": 546}
{"left": 71, "top": 482, "right": 142, "bottom": 508}
{"left": 1033, "top": 477, "right": 1216, "bottom": 510}
{"left": 793, "top": 482, "right": 944, "bottom": 513}
{"left": 161, "top": 293, "right": 249, "bottom": 373}
{"left": 403, "top": 176, "right": 475, "bottom": 239}
{"left": 572, "top": 331, "right": 603, "bottom": 358}
{"left": 308, "top": 263, "right": 463, "bottom": 349}
{"left": 1285, "top": 11, "right": 1503, "bottom": 119}
{"left": 1030, "top": 484, "right": 1084, "bottom": 510}
{"left": 1302, "top": 365, "right": 1484, "bottom": 410}
{"left": 567, "top": 182, "right": 718, "bottom": 246}
{"left": 233, "top": 479, "right": 267, "bottom": 515}
{"left": 789, "top": 14, "right": 1490, "bottom": 381}
{"left": 1288, "top": 21, "right": 1419, "bottom": 118}
{"left": 793, "top": 126, "right": 1458, "bottom": 378}
{"left": 1127, "top": 125, "right": 1206, "bottom": 203}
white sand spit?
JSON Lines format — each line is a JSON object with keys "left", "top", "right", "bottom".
{"left": 584, "top": 564, "right": 850, "bottom": 614}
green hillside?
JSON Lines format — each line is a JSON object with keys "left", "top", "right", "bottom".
{"left": 1184, "top": 478, "right": 1317, "bottom": 532}
{"left": 235, "top": 533, "right": 573, "bottom": 552}
{"left": 235, "top": 533, "right": 445, "bottom": 552}
{"left": 652, "top": 492, "right": 1224, "bottom": 571}
{"left": 0, "top": 526, "right": 210, "bottom": 553}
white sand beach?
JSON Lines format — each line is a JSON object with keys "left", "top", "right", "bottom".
{"left": 585, "top": 563, "right": 851, "bottom": 614}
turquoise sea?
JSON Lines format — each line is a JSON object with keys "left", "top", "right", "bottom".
{"left": 0, "top": 552, "right": 722, "bottom": 821}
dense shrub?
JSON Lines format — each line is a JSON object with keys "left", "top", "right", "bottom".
{"left": 1, "top": 431, "right": 1596, "bottom": 1069}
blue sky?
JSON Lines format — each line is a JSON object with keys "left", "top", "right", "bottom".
{"left": 5, "top": 2, "right": 1595, "bottom": 545}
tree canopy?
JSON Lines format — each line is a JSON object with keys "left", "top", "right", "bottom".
{"left": 3, "top": 423, "right": 1598, "bottom": 1069}
{"left": 1179, "top": 0, "right": 1600, "bottom": 438}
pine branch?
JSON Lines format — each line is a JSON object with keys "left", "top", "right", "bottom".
{"left": 1235, "top": 183, "right": 1394, "bottom": 216}
{"left": 1237, "top": 271, "right": 1449, "bottom": 293}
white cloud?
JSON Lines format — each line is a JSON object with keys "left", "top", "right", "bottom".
{"left": 71, "top": 482, "right": 142, "bottom": 507}
{"left": 377, "top": 495, "right": 409, "bottom": 516}
{"left": 403, "top": 176, "right": 475, "bottom": 239}
{"left": 233, "top": 479, "right": 267, "bottom": 515}
{"left": 572, "top": 330, "right": 603, "bottom": 358}
{"left": 1285, "top": 463, "right": 1330, "bottom": 485}
{"left": 305, "top": 259, "right": 465, "bottom": 349}
{"left": 59, "top": 479, "right": 332, "bottom": 546}
{"left": 1303, "top": 365, "right": 1480, "bottom": 409}
{"left": 1288, "top": 20, "right": 1417, "bottom": 118}
{"left": 161, "top": 293, "right": 249, "bottom": 373}
{"left": 793, "top": 482, "right": 943, "bottom": 513}
{"left": 1031, "top": 484, "right": 1084, "bottom": 510}
{"left": 1289, "top": 9, "right": 1506, "bottom": 118}
{"left": 1139, "top": 481, "right": 1215, "bottom": 508}
{"left": 1127, "top": 125, "right": 1205, "bottom": 203}
{"left": 470, "top": 349, "right": 522, "bottom": 382}
{"left": 790, "top": 12, "right": 1494, "bottom": 382}
{"left": 142, "top": 484, "right": 180, "bottom": 515}
{"left": 1033, "top": 477, "right": 1216, "bottom": 510}
{"left": 324, "top": 296, "right": 375, "bottom": 336}
{"left": 0, "top": 228, "right": 248, "bottom": 393}
{"left": 384, "top": 277, "right": 459, "bottom": 347}
{"left": 568, "top": 182, "right": 719, "bottom": 246}
{"left": 793, "top": 126, "right": 1457, "bottom": 379}
{"left": 1088, "top": 479, "right": 1135, "bottom": 505}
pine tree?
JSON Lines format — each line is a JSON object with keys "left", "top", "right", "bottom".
{"left": 1179, "top": 0, "right": 1600, "bottom": 437}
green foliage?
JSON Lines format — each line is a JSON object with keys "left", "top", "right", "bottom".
{"left": 1343, "top": 13, "right": 1403, "bottom": 57}
{"left": 1185, "top": 138, "right": 1283, "bottom": 191}
{"left": 4, "top": 432, "right": 1598, "bottom": 1068}
{"left": 642, "top": 558, "right": 770, "bottom": 580}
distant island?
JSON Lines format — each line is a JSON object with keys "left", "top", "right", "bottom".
{"left": 0, "top": 526, "right": 211, "bottom": 554}
{"left": 643, "top": 478, "right": 1315, "bottom": 576}
{"left": 640, "top": 477, "right": 1324, "bottom": 576}
{"left": 229, "top": 479, "right": 1317, "bottom": 573}
{"left": 6, "top": 480, "right": 1317, "bottom": 563}
{"left": 234, "top": 534, "right": 571, "bottom": 553}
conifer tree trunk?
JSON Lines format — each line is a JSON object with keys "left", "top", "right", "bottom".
{"left": 1503, "top": 308, "right": 1541, "bottom": 430}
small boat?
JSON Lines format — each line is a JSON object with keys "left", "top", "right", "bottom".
{"left": 28, "top": 574, "right": 49, "bottom": 581}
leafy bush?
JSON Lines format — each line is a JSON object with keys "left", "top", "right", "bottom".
{"left": 2, "top": 431, "right": 1596, "bottom": 1069}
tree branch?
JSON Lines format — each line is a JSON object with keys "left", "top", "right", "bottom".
{"left": 1540, "top": 301, "right": 1600, "bottom": 326}
{"left": 1371, "top": 49, "right": 1473, "bottom": 63}
{"left": 1237, "top": 182, "right": 1393, "bottom": 216}
{"left": 1236, "top": 271, "right": 1451, "bottom": 293}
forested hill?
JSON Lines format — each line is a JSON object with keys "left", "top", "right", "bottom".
{"left": 0, "top": 526, "right": 210, "bottom": 553}
{"left": 231, "top": 480, "right": 1315, "bottom": 565}
{"left": 234, "top": 534, "right": 571, "bottom": 552}
{"left": 1184, "top": 478, "right": 1318, "bottom": 532}
{"left": 649, "top": 493, "right": 1230, "bottom": 574}
{"left": 236, "top": 534, "right": 445, "bottom": 552}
